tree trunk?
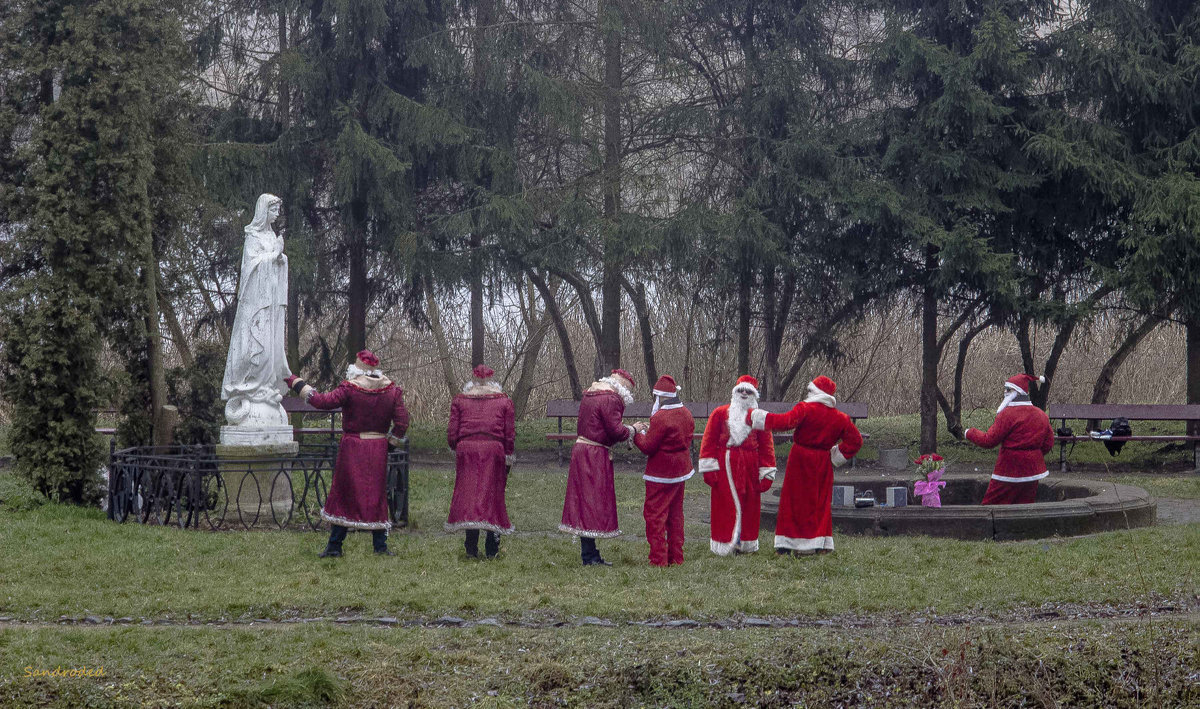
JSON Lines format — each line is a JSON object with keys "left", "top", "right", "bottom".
{"left": 598, "top": 0, "right": 623, "bottom": 377}
{"left": 346, "top": 204, "right": 368, "bottom": 358}
{"left": 424, "top": 277, "right": 459, "bottom": 398}
{"left": 737, "top": 247, "right": 752, "bottom": 375}
{"left": 469, "top": 231, "right": 485, "bottom": 366}
{"left": 1187, "top": 319, "right": 1200, "bottom": 437}
{"left": 1088, "top": 314, "right": 1162, "bottom": 429}
{"left": 936, "top": 319, "right": 991, "bottom": 439}
{"left": 527, "top": 269, "right": 582, "bottom": 398}
{"left": 761, "top": 265, "right": 780, "bottom": 399}
{"left": 512, "top": 287, "right": 552, "bottom": 419}
{"left": 144, "top": 246, "right": 169, "bottom": 446}
{"left": 621, "top": 276, "right": 657, "bottom": 386}
{"left": 919, "top": 246, "right": 939, "bottom": 454}
{"left": 157, "top": 272, "right": 193, "bottom": 368}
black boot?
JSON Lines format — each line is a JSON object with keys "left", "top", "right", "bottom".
{"left": 581, "top": 537, "right": 611, "bottom": 566}
{"left": 373, "top": 529, "right": 394, "bottom": 556}
{"left": 464, "top": 530, "right": 480, "bottom": 559}
{"left": 320, "top": 524, "right": 347, "bottom": 558}
{"left": 484, "top": 531, "right": 500, "bottom": 559}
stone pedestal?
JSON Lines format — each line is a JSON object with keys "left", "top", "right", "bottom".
{"left": 215, "top": 441, "right": 300, "bottom": 527}
{"left": 219, "top": 424, "right": 295, "bottom": 447}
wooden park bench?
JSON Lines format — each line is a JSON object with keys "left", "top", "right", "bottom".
{"left": 545, "top": 399, "right": 869, "bottom": 467}
{"left": 283, "top": 397, "right": 340, "bottom": 440}
{"left": 1048, "top": 403, "right": 1200, "bottom": 472}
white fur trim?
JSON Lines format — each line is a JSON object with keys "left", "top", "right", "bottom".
{"left": 445, "top": 520, "right": 514, "bottom": 534}
{"left": 698, "top": 458, "right": 719, "bottom": 473}
{"left": 758, "top": 466, "right": 777, "bottom": 481}
{"left": 727, "top": 401, "right": 753, "bottom": 446}
{"left": 345, "top": 363, "right": 383, "bottom": 380}
{"left": 652, "top": 388, "right": 679, "bottom": 397}
{"left": 831, "top": 446, "right": 848, "bottom": 468}
{"left": 504, "top": 454, "right": 515, "bottom": 467}
{"left": 805, "top": 382, "right": 836, "bottom": 408}
{"left": 710, "top": 539, "right": 736, "bottom": 556}
{"left": 643, "top": 470, "right": 694, "bottom": 484}
{"left": 558, "top": 523, "right": 621, "bottom": 539}
{"left": 462, "top": 380, "right": 502, "bottom": 395}
{"left": 658, "top": 403, "right": 685, "bottom": 410}
{"left": 598, "top": 376, "right": 635, "bottom": 405}
{"left": 749, "top": 408, "right": 769, "bottom": 431}
{"left": 774, "top": 534, "right": 834, "bottom": 551}
{"left": 722, "top": 449, "right": 742, "bottom": 550}
{"left": 991, "top": 471, "right": 1049, "bottom": 483}
{"left": 1037, "top": 375, "right": 1046, "bottom": 384}
{"left": 320, "top": 509, "right": 392, "bottom": 530}
{"left": 300, "top": 385, "right": 315, "bottom": 401}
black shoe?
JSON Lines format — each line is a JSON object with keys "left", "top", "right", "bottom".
{"left": 583, "top": 558, "right": 613, "bottom": 567}
{"left": 775, "top": 548, "right": 791, "bottom": 556}
{"left": 318, "top": 548, "right": 342, "bottom": 558}
{"left": 374, "top": 548, "right": 396, "bottom": 556}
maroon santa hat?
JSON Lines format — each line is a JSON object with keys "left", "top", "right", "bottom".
{"left": 356, "top": 349, "right": 380, "bottom": 368}
{"left": 652, "top": 375, "right": 680, "bottom": 398}
{"left": 1004, "top": 373, "right": 1045, "bottom": 395}
{"left": 611, "top": 368, "right": 636, "bottom": 388}
{"left": 811, "top": 375, "right": 836, "bottom": 396}
{"left": 733, "top": 374, "right": 760, "bottom": 396}
{"left": 472, "top": 363, "right": 495, "bottom": 380}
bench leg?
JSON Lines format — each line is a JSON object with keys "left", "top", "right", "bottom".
{"left": 1059, "top": 440, "right": 1067, "bottom": 474}
{"left": 1194, "top": 441, "right": 1199, "bottom": 473}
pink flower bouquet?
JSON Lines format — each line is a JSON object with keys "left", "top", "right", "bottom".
{"left": 913, "top": 454, "right": 947, "bottom": 507}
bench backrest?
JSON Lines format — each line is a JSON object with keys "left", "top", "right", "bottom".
{"left": 1048, "top": 404, "right": 1200, "bottom": 421}
{"left": 544, "top": 399, "right": 868, "bottom": 420}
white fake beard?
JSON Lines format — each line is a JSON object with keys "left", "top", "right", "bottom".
{"left": 996, "top": 389, "right": 1019, "bottom": 413}
{"left": 600, "top": 376, "right": 635, "bottom": 405}
{"left": 651, "top": 396, "right": 662, "bottom": 416}
{"left": 727, "top": 391, "right": 757, "bottom": 447}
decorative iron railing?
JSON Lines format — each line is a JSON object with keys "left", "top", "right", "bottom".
{"left": 105, "top": 442, "right": 409, "bottom": 531}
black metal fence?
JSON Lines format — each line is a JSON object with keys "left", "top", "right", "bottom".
{"left": 105, "top": 441, "right": 409, "bottom": 531}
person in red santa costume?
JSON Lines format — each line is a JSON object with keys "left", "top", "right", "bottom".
{"left": 446, "top": 363, "right": 516, "bottom": 559}
{"left": 966, "top": 373, "right": 1055, "bottom": 505}
{"left": 632, "top": 375, "right": 695, "bottom": 567}
{"left": 748, "top": 375, "right": 862, "bottom": 555}
{"left": 559, "top": 368, "right": 638, "bottom": 566}
{"left": 285, "top": 350, "right": 409, "bottom": 557}
{"left": 699, "top": 375, "right": 777, "bottom": 556}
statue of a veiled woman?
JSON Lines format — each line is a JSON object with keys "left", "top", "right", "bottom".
{"left": 221, "top": 193, "right": 293, "bottom": 431}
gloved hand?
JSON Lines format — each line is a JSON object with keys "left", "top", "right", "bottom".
{"left": 284, "top": 375, "right": 299, "bottom": 389}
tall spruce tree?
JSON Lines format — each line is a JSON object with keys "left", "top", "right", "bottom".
{"left": 1, "top": 0, "right": 188, "bottom": 499}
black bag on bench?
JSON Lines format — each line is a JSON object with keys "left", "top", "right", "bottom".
{"left": 1103, "top": 417, "right": 1132, "bottom": 456}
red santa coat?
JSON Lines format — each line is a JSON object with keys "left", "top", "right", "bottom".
{"left": 699, "top": 405, "right": 777, "bottom": 555}
{"left": 633, "top": 404, "right": 696, "bottom": 483}
{"left": 446, "top": 383, "right": 515, "bottom": 533}
{"left": 966, "top": 403, "right": 1055, "bottom": 504}
{"left": 752, "top": 396, "right": 862, "bottom": 552}
{"left": 307, "top": 375, "right": 409, "bottom": 530}
{"left": 559, "top": 386, "right": 634, "bottom": 538}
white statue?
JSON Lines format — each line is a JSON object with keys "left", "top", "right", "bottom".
{"left": 220, "top": 193, "right": 294, "bottom": 443}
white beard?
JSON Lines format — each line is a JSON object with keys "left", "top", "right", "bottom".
{"left": 727, "top": 395, "right": 756, "bottom": 447}
{"left": 600, "top": 376, "right": 635, "bottom": 405}
{"left": 345, "top": 363, "right": 382, "bottom": 380}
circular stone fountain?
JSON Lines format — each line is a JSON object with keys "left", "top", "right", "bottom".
{"left": 760, "top": 474, "right": 1156, "bottom": 541}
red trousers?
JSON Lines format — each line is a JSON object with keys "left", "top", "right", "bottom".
{"left": 981, "top": 479, "right": 1038, "bottom": 505}
{"left": 644, "top": 481, "right": 686, "bottom": 566}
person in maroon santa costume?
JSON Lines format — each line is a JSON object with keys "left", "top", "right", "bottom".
{"left": 966, "top": 373, "right": 1055, "bottom": 505}
{"left": 446, "top": 363, "right": 516, "bottom": 559}
{"left": 559, "top": 368, "right": 638, "bottom": 566}
{"left": 285, "top": 350, "right": 409, "bottom": 557}
{"left": 748, "top": 375, "right": 862, "bottom": 556}
{"left": 631, "top": 375, "right": 695, "bottom": 566}
{"left": 698, "top": 375, "right": 777, "bottom": 556}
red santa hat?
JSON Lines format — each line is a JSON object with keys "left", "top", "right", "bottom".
{"left": 811, "top": 375, "right": 836, "bottom": 396}
{"left": 356, "top": 349, "right": 380, "bottom": 369}
{"left": 472, "top": 363, "right": 495, "bottom": 380}
{"left": 733, "top": 374, "right": 759, "bottom": 397}
{"left": 652, "top": 375, "right": 680, "bottom": 398}
{"left": 611, "top": 368, "right": 636, "bottom": 388}
{"left": 1004, "top": 373, "right": 1044, "bottom": 395}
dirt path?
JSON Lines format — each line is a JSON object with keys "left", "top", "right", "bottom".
{"left": 1, "top": 599, "right": 1193, "bottom": 633}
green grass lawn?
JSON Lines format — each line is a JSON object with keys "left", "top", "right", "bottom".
{"left": 2, "top": 620, "right": 1195, "bottom": 707}
{"left": 0, "top": 468, "right": 1195, "bottom": 624}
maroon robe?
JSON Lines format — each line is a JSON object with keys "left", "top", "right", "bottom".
{"left": 308, "top": 375, "right": 409, "bottom": 530}
{"left": 446, "top": 384, "right": 515, "bottom": 533}
{"left": 559, "top": 387, "right": 633, "bottom": 538}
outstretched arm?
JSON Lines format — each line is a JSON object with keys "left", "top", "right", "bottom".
{"left": 749, "top": 402, "right": 808, "bottom": 432}
{"left": 965, "top": 416, "right": 1012, "bottom": 449}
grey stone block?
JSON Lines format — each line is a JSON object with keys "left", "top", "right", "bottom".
{"left": 832, "top": 485, "right": 855, "bottom": 507}
{"left": 879, "top": 448, "right": 909, "bottom": 470}
{"left": 886, "top": 487, "right": 908, "bottom": 507}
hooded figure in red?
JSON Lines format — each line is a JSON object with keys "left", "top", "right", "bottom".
{"left": 749, "top": 376, "right": 862, "bottom": 555}
{"left": 699, "top": 375, "right": 777, "bottom": 555}
{"left": 286, "top": 349, "right": 409, "bottom": 557}
{"left": 559, "top": 369, "right": 637, "bottom": 566}
{"left": 633, "top": 375, "right": 695, "bottom": 566}
{"left": 446, "top": 364, "right": 515, "bottom": 559}
{"left": 966, "top": 373, "right": 1055, "bottom": 505}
